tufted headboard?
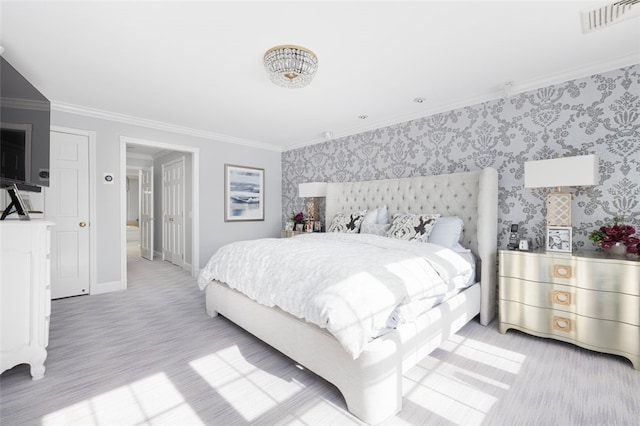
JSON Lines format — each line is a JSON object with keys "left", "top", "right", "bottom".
{"left": 325, "top": 168, "right": 498, "bottom": 325}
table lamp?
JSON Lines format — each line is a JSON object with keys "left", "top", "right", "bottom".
{"left": 298, "top": 182, "right": 327, "bottom": 223}
{"left": 524, "top": 154, "right": 599, "bottom": 228}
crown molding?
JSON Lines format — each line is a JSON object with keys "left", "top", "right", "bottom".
{"left": 51, "top": 101, "right": 282, "bottom": 152}
{"left": 284, "top": 54, "right": 640, "bottom": 151}
{"left": 1, "top": 97, "right": 50, "bottom": 111}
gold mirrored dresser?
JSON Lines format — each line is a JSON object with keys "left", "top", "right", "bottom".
{"left": 499, "top": 249, "right": 639, "bottom": 370}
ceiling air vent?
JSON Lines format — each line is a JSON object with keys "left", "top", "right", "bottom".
{"left": 582, "top": 0, "right": 639, "bottom": 33}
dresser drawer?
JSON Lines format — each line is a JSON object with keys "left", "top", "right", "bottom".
{"left": 500, "top": 250, "right": 575, "bottom": 283}
{"left": 500, "top": 300, "right": 639, "bottom": 358}
{"left": 500, "top": 251, "right": 640, "bottom": 295}
{"left": 500, "top": 277, "right": 640, "bottom": 326}
{"left": 574, "top": 258, "right": 640, "bottom": 295}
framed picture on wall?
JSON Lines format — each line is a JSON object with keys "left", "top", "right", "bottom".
{"left": 224, "top": 164, "right": 264, "bottom": 221}
{"left": 546, "top": 226, "right": 572, "bottom": 252}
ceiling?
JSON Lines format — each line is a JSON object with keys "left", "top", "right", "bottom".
{"left": 1, "top": 1, "right": 638, "bottom": 152}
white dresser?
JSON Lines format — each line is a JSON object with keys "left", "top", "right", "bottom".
{"left": 499, "top": 249, "right": 639, "bottom": 370}
{"left": 0, "top": 220, "right": 53, "bottom": 379}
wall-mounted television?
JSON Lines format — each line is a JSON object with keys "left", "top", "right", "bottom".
{"left": 0, "top": 56, "right": 50, "bottom": 192}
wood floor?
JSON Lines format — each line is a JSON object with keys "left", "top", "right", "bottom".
{"left": 1, "top": 256, "right": 638, "bottom": 425}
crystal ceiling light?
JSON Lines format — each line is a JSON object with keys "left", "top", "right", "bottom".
{"left": 264, "top": 45, "right": 318, "bottom": 89}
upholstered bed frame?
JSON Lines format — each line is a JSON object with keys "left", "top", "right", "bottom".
{"left": 205, "top": 168, "right": 498, "bottom": 424}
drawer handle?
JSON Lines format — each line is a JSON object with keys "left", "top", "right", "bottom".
{"left": 553, "top": 316, "right": 572, "bottom": 332}
{"left": 551, "top": 290, "right": 571, "bottom": 305}
{"left": 553, "top": 264, "right": 572, "bottom": 279}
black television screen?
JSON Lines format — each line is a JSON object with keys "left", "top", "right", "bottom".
{"left": 0, "top": 56, "right": 50, "bottom": 190}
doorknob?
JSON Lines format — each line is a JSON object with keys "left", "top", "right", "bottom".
{"left": 79, "top": 221, "right": 87, "bottom": 227}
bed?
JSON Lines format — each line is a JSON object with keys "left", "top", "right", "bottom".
{"left": 198, "top": 168, "right": 498, "bottom": 424}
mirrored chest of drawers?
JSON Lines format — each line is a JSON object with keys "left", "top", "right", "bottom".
{"left": 499, "top": 249, "right": 639, "bottom": 370}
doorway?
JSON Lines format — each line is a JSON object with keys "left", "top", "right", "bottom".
{"left": 120, "top": 137, "right": 200, "bottom": 289}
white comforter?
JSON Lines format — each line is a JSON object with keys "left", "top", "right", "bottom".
{"left": 198, "top": 233, "right": 474, "bottom": 358}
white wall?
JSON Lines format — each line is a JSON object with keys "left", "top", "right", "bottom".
{"left": 51, "top": 110, "right": 282, "bottom": 287}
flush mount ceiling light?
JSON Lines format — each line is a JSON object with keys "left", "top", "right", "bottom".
{"left": 264, "top": 45, "right": 318, "bottom": 89}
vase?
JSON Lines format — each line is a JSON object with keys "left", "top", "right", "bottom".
{"left": 608, "top": 242, "right": 627, "bottom": 256}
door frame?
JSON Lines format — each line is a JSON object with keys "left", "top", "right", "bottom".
{"left": 138, "top": 165, "right": 154, "bottom": 261}
{"left": 161, "top": 156, "right": 186, "bottom": 267}
{"left": 119, "top": 136, "right": 200, "bottom": 286}
{"left": 50, "top": 125, "right": 97, "bottom": 294}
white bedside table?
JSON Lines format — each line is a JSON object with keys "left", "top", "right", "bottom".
{"left": 280, "top": 230, "right": 305, "bottom": 238}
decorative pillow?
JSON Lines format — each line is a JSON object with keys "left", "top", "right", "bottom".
{"left": 428, "top": 216, "right": 465, "bottom": 249}
{"left": 386, "top": 213, "right": 440, "bottom": 242}
{"left": 328, "top": 210, "right": 367, "bottom": 233}
{"left": 360, "top": 222, "right": 391, "bottom": 236}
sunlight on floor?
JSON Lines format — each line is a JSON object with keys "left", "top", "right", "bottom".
{"left": 401, "top": 335, "right": 526, "bottom": 425}
{"left": 189, "top": 346, "right": 303, "bottom": 422}
{"left": 439, "top": 335, "right": 526, "bottom": 374}
{"left": 42, "top": 373, "right": 202, "bottom": 426}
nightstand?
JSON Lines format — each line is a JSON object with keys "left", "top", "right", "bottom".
{"left": 499, "top": 249, "right": 639, "bottom": 370}
{"left": 280, "top": 230, "right": 305, "bottom": 238}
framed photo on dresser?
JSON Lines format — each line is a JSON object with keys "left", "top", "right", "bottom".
{"left": 546, "top": 226, "right": 572, "bottom": 252}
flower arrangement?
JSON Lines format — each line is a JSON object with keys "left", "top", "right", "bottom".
{"left": 290, "top": 211, "right": 305, "bottom": 225}
{"left": 589, "top": 216, "right": 639, "bottom": 254}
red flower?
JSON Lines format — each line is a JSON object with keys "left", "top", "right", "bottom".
{"left": 589, "top": 216, "right": 638, "bottom": 252}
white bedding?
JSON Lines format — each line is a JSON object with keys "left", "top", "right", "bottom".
{"left": 198, "top": 233, "right": 474, "bottom": 359}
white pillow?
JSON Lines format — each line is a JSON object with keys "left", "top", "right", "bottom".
{"left": 362, "top": 208, "right": 379, "bottom": 225}
{"left": 362, "top": 205, "right": 389, "bottom": 225}
{"left": 376, "top": 204, "right": 389, "bottom": 224}
{"left": 360, "top": 222, "right": 391, "bottom": 236}
{"left": 428, "top": 216, "right": 465, "bottom": 249}
{"left": 386, "top": 213, "right": 440, "bottom": 242}
{"left": 328, "top": 210, "right": 367, "bottom": 233}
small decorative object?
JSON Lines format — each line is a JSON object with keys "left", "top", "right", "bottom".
{"left": 518, "top": 239, "right": 532, "bottom": 251}
{"left": 285, "top": 221, "right": 294, "bottom": 231}
{"left": 547, "top": 226, "right": 572, "bottom": 252}
{"left": 291, "top": 211, "right": 305, "bottom": 226}
{"left": 224, "top": 164, "right": 264, "bottom": 221}
{"left": 305, "top": 221, "right": 314, "bottom": 232}
{"left": 588, "top": 216, "right": 638, "bottom": 254}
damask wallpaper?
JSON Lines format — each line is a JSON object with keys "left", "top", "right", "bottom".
{"left": 282, "top": 65, "right": 640, "bottom": 250}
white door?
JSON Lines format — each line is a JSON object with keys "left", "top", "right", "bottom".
{"left": 162, "top": 158, "right": 184, "bottom": 267}
{"left": 45, "top": 131, "right": 90, "bottom": 299}
{"left": 139, "top": 167, "right": 154, "bottom": 261}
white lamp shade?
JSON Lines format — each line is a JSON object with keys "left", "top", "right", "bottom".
{"left": 524, "top": 155, "right": 599, "bottom": 188}
{"left": 299, "top": 182, "right": 327, "bottom": 198}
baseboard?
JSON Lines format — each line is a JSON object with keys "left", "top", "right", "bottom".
{"left": 183, "top": 262, "right": 192, "bottom": 274}
{"left": 91, "top": 280, "right": 125, "bottom": 295}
